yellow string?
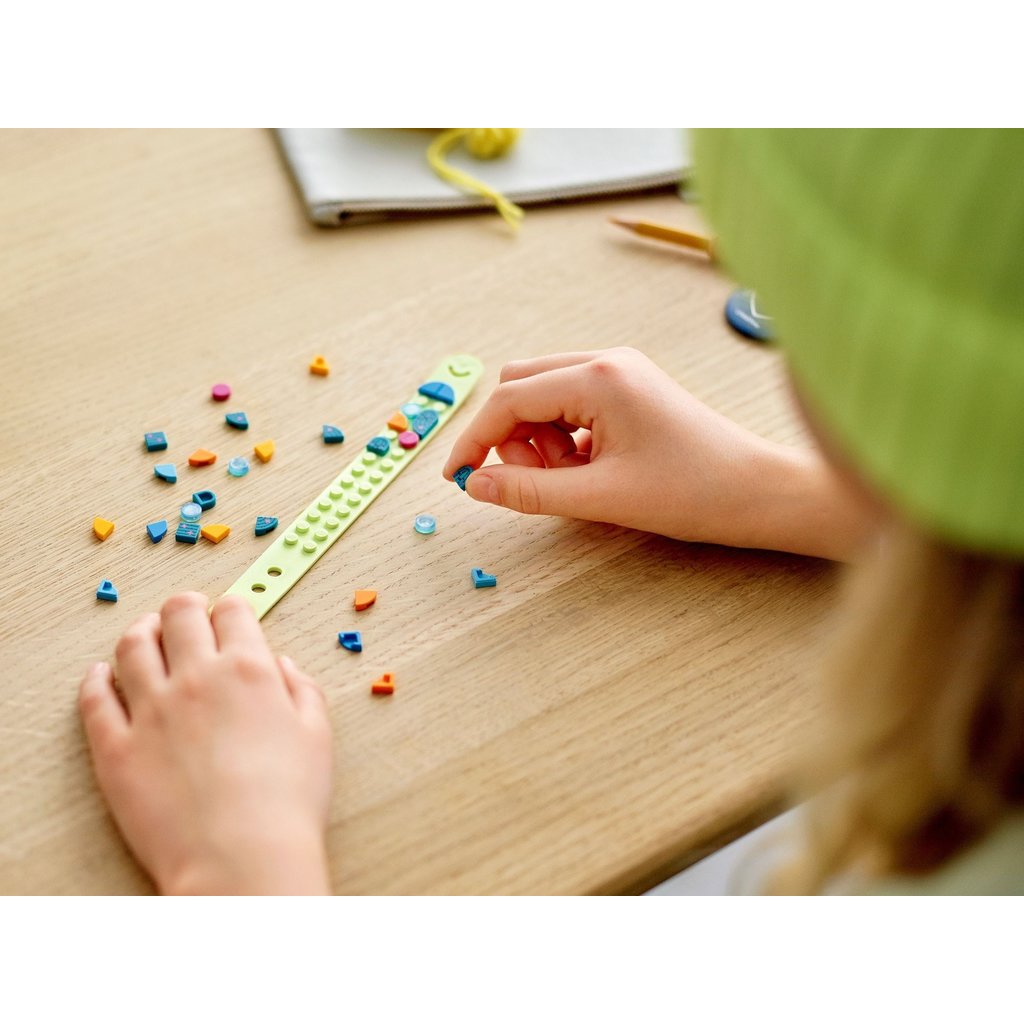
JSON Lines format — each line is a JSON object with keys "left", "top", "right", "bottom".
{"left": 426, "top": 128, "right": 524, "bottom": 230}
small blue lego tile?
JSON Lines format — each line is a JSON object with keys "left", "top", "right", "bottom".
{"left": 411, "top": 409, "right": 439, "bottom": 439}
{"left": 180, "top": 502, "right": 203, "bottom": 523}
{"left": 225, "top": 411, "right": 249, "bottom": 430}
{"left": 176, "top": 521, "right": 201, "bottom": 544}
{"left": 96, "top": 579, "right": 118, "bottom": 602}
{"left": 414, "top": 514, "right": 436, "bottom": 535}
{"left": 453, "top": 465, "right": 473, "bottom": 491}
{"left": 255, "top": 516, "right": 279, "bottom": 536}
{"left": 154, "top": 463, "right": 177, "bottom": 483}
{"left": 471, "top": 567, "right": 497, "bottom": 588}
{"left": 338, "top": 630, "right": 362, "bottom": 652}
{"left": 192, "top": 490, "right": 217, "bottom": 511}
{"left": 146, "top": 519, "right": 168, "bottom": 543}
{"left": 401, "top": 401, "right": 424, "bottom": 420}
{"left": 366, "top": 436, "right": 390, "bottom": 457}
{"left": 144, "top": 431, "right": 168, "bottom": 452}
{"left": 322, "top": 424, "right": 345, "bottom": 444}
{"left": 227, "top": 456, "right": 250, "bottom": 477}
{"left": 418, "top": 380, "right": 455, "bottom": 405}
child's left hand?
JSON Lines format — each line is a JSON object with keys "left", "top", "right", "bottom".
{"left": 78, "top": 592, "right": 334, "bottom": 895}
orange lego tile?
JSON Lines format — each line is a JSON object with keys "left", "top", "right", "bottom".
{"left": 188, "top": 448, "right": 217, "bottom": 466}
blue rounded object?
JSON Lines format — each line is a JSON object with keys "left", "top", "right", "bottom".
{"left": 401, "top": 402, "right": 423, "bottom": 420}
{"left": 366, "top": 436, "right": 391, "bottom": 457}
{"left": 724, "top": 289, "right": 775, "bottom": 342}
{"left": 227, "top": 457, "right": 250, "bottom": 477}
{"left": 154, "top": 463, "right": 177, "bottom": 483}
{"left": 453, "top": 465, "right": 473, "bottom": 491}
{"left": 191, "top": 489, "right": 217, "bottom": 511}
{"left": 418, "top": 380, "right": 455, "bottom": 405}
{"left": 411, "top": 409, "right": 439, "bottom": 439}
{"left": 180, "top": 502, "right": 203, "bottom": 523}
{"left": 414, "top": 514, "right": 436, "bottom": 535}
{"left": 322, "top": 424, "right": 345, "bottom": 444}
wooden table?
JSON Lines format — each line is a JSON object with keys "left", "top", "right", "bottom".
{"left": 0, "top": 130, "right": 837, "bottom": 894}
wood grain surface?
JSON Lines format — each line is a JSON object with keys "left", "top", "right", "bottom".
{"left": 0, "top": 130, "right": 838, "bottom": 894}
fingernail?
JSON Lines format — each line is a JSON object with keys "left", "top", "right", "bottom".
{"left": 279, "top": 655, "right": 295, "bottom": 670}
{"left": 471, "top": 475, "right": 499, "bottom": 505}
{"left": 88, "top": 661, "right": 108, "bottom": 677}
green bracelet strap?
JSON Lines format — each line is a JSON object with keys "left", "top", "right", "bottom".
{"left": 224, "top": 354, "right": 484, "bottom": 619}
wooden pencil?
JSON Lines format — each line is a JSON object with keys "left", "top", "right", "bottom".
{"left": 610, "top": 216, "right": 716, "bottom": 260}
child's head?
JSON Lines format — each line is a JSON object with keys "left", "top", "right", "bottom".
{"left": 694, "top": 129, "right": 1024, "bottom": 890}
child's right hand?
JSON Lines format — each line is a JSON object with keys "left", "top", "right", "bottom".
{"left": 443, "top": 348, "right": 877, "bottom": 561}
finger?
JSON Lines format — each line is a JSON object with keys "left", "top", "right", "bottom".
{"left": 79, "top": 662, "right": 130, "bottom": 746}
{"left": 113, "top": 612, "right": 167, "bottom": 701}
{"left": 530, "top": 423, "right": 589, "bottom": 469}
{"left": 499, "top": 351, "right": 602, "bottom": 383}
{"left": 495, "top": 438, "right": 545, "bottom": 468}
{"left": 210, "top": 594, "right": 271, "bottom": 656}
{"left": 443, "top": 366, "right": 593, "bottom": 479}
{"left": 465, "top": 462, "right": 602, "bottom": 519}
{"left": 278, "top": 655, "right": 328, "bottom": 720}
{"left": 500, "top": 355, "right": 604, "bottom": 434}
{"left": 159, "top": 592, "right": 217, "bottom": 671}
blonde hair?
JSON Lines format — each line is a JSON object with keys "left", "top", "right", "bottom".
{"left": 773, "top": 520, "right": 1024, "bottom": 894}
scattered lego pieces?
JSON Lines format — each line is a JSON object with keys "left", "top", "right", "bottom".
{"left": 92, "top": 517, "right": 115, "bottom": 541}
{"left": 354, "top": 589, "right": 377, "bottom": 611}
{"left": 146, "top": 519, "right": 168, "bottom": 543}
{"left": 176, "top": 522, "right": 200, "bottom": 544}
{"left": 96, "top": 579, "right": 118, "bottom": 603}
{"left": 453, "top": 465, "right": 473, "bottom": 491}
{"left": 418, "top": 380, "right": 456, "bottom": 405}
{"left": 471, "top": 568, "right": 497, "bottom": 588}
{"left": 154, "top": 463, "right": 177, "bottom": 483}
{"left": 192, "top": 490, "right": 217, "bottom": 511}
{"left": 414, "top": 514, "right": 436, "bottom": 535}
{"left": 254, "top": 516, "right": 278, "bottom": 536}
{"left": 189, "top": 448, "right": 217, "bottom": 466}
{"left": 211, "top": 383, "right": 232, "bottom": 401}
{"left": 180, "top": 502, "right": 203, "bottom": 523}
{"left": 225, "top": 411, "right": 249, "bottom": 430}
{"left": 322, "top": 425, "right": 345, "bottom": 444}
{"left": 338, "top": 631, "right": 362, "bottom": 652}
{"left": 387, "top": 412, "right": 409, "bottom": 432}
{"left": 411, "top": 409, "right": 439, "bottom": 439}
{"left": 309, "top": 355, "right": 330, "bottom": 376}
{"left": 201, "top": 523, "right": 231, "bottom": 544}
{"left": 401, "top": 402, "right": 423, "bottom": 420}
{"left": 254, "top": 440, "right": 275, "bottom": 463}
{"left": 144, "top": 431, "right": 168, "bottom": 452}
{"left": 398, "top": 430, "right": 419, "bottom": 450}
{"left": 366, "top": 436, "right": 390, "bottom": 457}
{"left": 371, "top": 672, "right": 395, "bottom": 696}
{"left": 227, "top": 457, "right": 250, "bottom": 477}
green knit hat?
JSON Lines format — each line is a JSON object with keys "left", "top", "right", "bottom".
{"left": 693, "top": 129, "right": 1024, "bottom": 556}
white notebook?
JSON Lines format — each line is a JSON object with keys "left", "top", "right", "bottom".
{"left": 275, "top": 128, "right": 688, "bottom": 226}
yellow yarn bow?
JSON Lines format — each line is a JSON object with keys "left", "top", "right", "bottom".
{"left": 426, "top": 128, "right": 524, "bottom": 230}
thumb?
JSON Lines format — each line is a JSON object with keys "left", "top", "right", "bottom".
{"left": 466, "top": 463, "right": 600, "bottom": 519}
